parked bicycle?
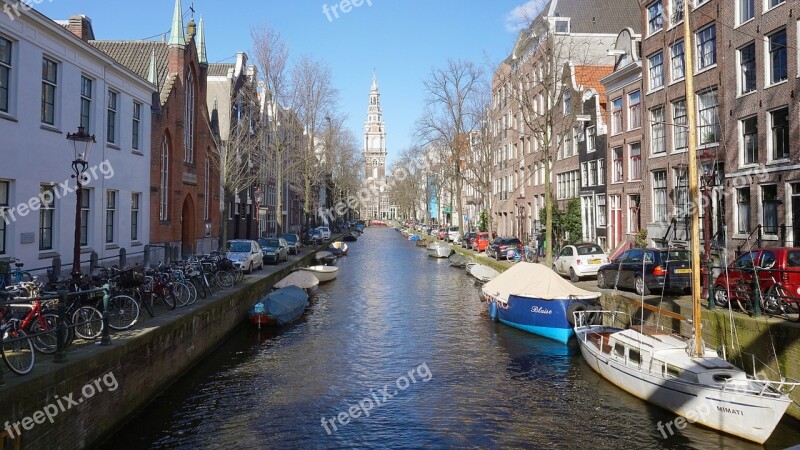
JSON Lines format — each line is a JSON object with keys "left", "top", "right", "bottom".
{"left": 506, "top": 246, "right": 536, "bottom": 263}
{"left": 0, "top": 296, "right": 35, "bottom": 375}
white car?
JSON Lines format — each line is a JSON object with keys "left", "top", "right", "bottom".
{"left": 226, "top": 240, "right": 264, "bottom": 273}
{"left": 447, "top": 226, "right": 460, "bottom": 242}
{"left": 318, "top": 226, "right": 331, "bottom": 240}
{"left": 552, "top": 242, "right": 609, "bottom": 282}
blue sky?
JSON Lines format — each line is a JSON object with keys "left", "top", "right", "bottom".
{"left": 38, "top": 0, "right": 534, "bottom": 165}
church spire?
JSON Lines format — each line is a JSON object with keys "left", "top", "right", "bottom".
{"left": 168, "top": 0, "right": 186, "bottom": 46}
{"left": 197, "top": 16, "right": 208, "bottom": 65}
{"left": 371, "top": 70, "right": 378, "bottom": 92}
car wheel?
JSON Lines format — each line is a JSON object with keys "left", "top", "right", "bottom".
{"left": 634, "top": 276, "right": 650, "bottom": 296}
{"left": 569, "top": 268, "right": 580, "bottom": 283}
{"left": 713, "top": 285, "right": 729, "bottom": 308}
{"left": 247, "top": 262, "right": 253, "bottom": 274}
{"left": 597, "top": 272, "right": 607, "bottom": 289}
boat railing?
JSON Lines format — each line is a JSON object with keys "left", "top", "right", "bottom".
{"left": 721, "top": 376, "right": 800, "bottom": 397}
{"left": 575, "top": 310, "right": 681, "bottom": 336}
{"left": 723, "top": 350, "right": 800, "bottom": 396}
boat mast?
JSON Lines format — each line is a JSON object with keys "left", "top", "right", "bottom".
{"left": 682, "top": 0, "right": 704, "bottom": 357}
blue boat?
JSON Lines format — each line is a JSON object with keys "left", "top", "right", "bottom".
{"left": 482, "top": 263, "right": 601, "bottom": 343}
{"left": 249, "top": 286, "right": 309, "bottom": 327}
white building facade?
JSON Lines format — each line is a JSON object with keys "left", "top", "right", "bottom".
{"left": 0, "top": 11, "right": 153, "bottom": 272}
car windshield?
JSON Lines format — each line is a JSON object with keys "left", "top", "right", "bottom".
{"left": 282, "top": 234, "right": 297, "bottom": 243}
{"left": 259, "top": 239, "right": 279, "bottom": 248}
{"left": 576, "top": 244, "right": 604, "bottom": 255}
{"left": 660, "top": 250, "right": 691, "bottom": 262}
{"left": 504, "top": 239, "right": 520, "bottom": 245}
{"left": 227, "top": 242, "right": 250, "bottom": 253}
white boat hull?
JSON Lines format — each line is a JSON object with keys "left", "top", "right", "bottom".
{"left": 575, "top": 325, "right": 791, "bottom": 444}
{"left": 426, "top": 243, "right": 452, "bottom": 258}
{"left": 299, "top": 266, "right": 339, "bottom": 283}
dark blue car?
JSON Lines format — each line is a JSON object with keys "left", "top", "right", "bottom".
{"left": 596, "top": 248, "right": 692, "bottom": 296}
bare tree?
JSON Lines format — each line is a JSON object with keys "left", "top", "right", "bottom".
{"left": 291, "top": 55, "right": 339, "bottom": 229}
{"left": 463, "top": 80, "right": 500, "bottom": 237}
{"left": 416, "top": 59, "right": 483, "bottom": 235}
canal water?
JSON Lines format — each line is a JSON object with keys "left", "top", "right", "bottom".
{"left": 102, "top": 227, "right": 800, "bottom": 449}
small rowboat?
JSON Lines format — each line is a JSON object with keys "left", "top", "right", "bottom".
{"left": 274, "top": 271, "right": 319, "bottom": 294}
{"left": 330, "top": 241, "right": 349, "bottom": 255}
{"left": 248, "top": 286, "right": 309, "bottom": 327}
{"left": 315, "top": 251, "right": 337, "bottom": 266}
{"left": 299, "top": 265, "right": 339, "bottom": 283}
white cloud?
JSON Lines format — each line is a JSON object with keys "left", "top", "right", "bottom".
{"left": 504, "top": 0, "right": 548, "bottom": 33}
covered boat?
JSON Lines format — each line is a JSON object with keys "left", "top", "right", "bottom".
{"left": 248, "top": 286, "right": 309, "bottom": 327}
{"left": 315, "top": 251, "right": 337, "bottom": 266}
{"left": 466, "top": 263, "right": 500, "bottom": 283}
{"left": 299, "top": 265, "right": 339, "bottom": 283}
{"left": 426, "top": 242, "right": 452, "bottom": 258}
{"left": 330, "top": 241, "right": 349, "bottom": 255}
{"left": 274, "top": 271, "right": 319, "bottom": 294}
{"left": 342, "top": 234, "right": 358, "bottom": 242}
{"left": 448, "top": 254, "right": 469, "bottom": 268}
{"left": 482, "top": 263, "right": 601, "bottom": 343}
{"left": 408, "top": 234, "right": 421, "bottom": 242}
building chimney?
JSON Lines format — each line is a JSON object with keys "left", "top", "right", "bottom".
{"left": 66, "top": 15, "right": 95, "bottom": 42}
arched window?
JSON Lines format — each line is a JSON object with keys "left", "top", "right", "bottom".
{"left": 160, "top": 135, "right": 169, "bottom": 220}
{"left": 184, "top": 69, "right": 195, "bottom": 163}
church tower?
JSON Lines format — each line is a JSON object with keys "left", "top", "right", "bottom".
{"left": 364, "top": 73, "right": 387, "bottom": 181}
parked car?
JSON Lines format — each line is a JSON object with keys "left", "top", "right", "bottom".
{"left": 226, "top": 240, "right": 264, "bottom": 273}
{"left": 258, "top": 237, "right": 289, "bottom": 264}
{"left": 712, "top": 248, "right": 800, "bottom": 308}
{"left": 471, "top": 232, "right": 490, "bottom": 252}
{"left": 318, "top": 226, "right": 331, "bottom": 240}
{"left": 461, "top": 232, "right": 477, "bottom": 249}
{"left": 447, "top": 226, "right": 460, "bottom": 242}
{"left": 282, "top": 233, "right": 301, "bottom": 255}
{"left": 487, "top": 237, "right": 522, "bottom": 260}
{"left": 596, "top": 248, "right": 692, "bottom": 296}
{"left": 552, "top": 243, "right": 610, "bottom": 282}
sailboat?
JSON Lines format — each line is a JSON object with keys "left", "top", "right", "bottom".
{"left": 573, "top": 2, "right": 797, "bottom": 444}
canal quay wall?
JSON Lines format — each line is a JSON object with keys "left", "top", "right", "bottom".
{"left": 0, "top": 249, "right": 320, "bottom": 449}
{"left": 438, "top": 238, "right": 800, "bottom": 420}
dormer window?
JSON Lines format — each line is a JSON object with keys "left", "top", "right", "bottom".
{"left": 554, "top": 19, "right": 569, "bottom": 34}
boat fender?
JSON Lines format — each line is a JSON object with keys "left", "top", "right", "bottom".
{"left": 566, "top": 302, "right": 588, "bottom": 327}
{"left": 489, "top": 301, "right": 499, "bottom": 322}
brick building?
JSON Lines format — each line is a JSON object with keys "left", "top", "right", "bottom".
{"left": 91, "top": 0, "right": 220, "bottom": 257}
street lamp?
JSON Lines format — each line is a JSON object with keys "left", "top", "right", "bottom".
{"left": 66, "top": 126, "right": 96, "bottom": 281}
{"left": 254, "top": 187, "right": 263, "bottom": 237}
{"left": 515, "top": 194, "right": 526, "bottom": 243}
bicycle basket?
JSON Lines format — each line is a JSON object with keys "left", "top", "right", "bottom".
{"left": 119, "top": 267, "right": 145, "bottom": 288}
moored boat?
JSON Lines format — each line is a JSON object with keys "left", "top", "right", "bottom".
{"left": 426, "top": 242, "right": 452, "bottom": 258}
{"left": 448, "top": 253, "right": 469, "bottom": 268}
{"left": 315, "top": 251, "right": 337, "bottom": 266}
{"left": 248, "top": 286, "right": 309, "bottom": 327}
{"left": 330, "top": 241, "right": 349, "bottom": 255}
{"left": 274, "top": 271, "right": 319, "bottom": 294}
{"left": 299, "top": 265, "right": 339, "bottom": 283}
{"left": 466, "top": 263, "right": 500, "bottom": 283}
{"left": 342, "top": 233, "right": 358, "bottom": 242}
{"left": 482, "top": 263, "right": 601, "bottom": 343}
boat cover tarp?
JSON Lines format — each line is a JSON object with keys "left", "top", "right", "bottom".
{"left": 274, "top": 271, "right": 319, "bottom": 290}
{"left": 483, "top": 262, "right": 599, "bottom": 300}
{"left": 253, "top": 286, "right": 309, "bottom": 326}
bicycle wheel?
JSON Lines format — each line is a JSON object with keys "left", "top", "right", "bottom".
{"left": 29, "top": 314, "right": 58, "bottom": 354}
{"left": 766, "top": 285, "right": 800, "bottom": 322}
{"left": 71, "top": 306, "right": 103, "bottom": 340}
{"left": 2, "top": 327, "right": 35, "bottom": 375}
{"left": 761, "top": 285, "right": 784, "bottom": 316}
{"left": 215, "top": 271, "right": 235, "bottom": 289}
{"left": 734, "top": 285, "right": 753, "bottom": 315}
{"left": 106, "top": 294, "right": 140, "bottom": 330}
{"left": 233, "top": 267, "right": 244, "bottom": 284}
{"left": 172, "top": 283, "right": 191, "bottom": 307}
{"left": 158, "top": 286, "right": 176, "bottom": 310}
{"left": 184, "top": 281, "right": 198, "bottom": 305}
{"left": 525, "top": 251, "right": 535, "bottom": 263}
{"left": 193, "top": 278, "right": 207, "bottom": 300}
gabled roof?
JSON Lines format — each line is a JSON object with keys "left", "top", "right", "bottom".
{"left": 89, "top": 40, "right": 173, "bottom": 104}
{"left": 575, "top": 65, "right": 613, "bottom": 97}
{"left": 207, "top": 63, "right": 234, "bottom": 78}
{"left": 548, "top": 0, "right": 642, "bottom": 35}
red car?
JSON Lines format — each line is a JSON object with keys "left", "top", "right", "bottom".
{"left": 712, "top": 248, "right": 800, "bottom": 308}
{"left": 471, "top": 232, "right": 490, "bottom": 252}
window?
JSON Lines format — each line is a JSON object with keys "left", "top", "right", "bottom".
{"left": 41, "top": 58, "right": 57, "bottom": 125}
{"left": 762, "top": 185, "right": 778, "bottom": 235}
{"left": 628, "top": 195, "right": 640, "bottom": 232}
{"left": 79, "top": 76, "right": 92, "bottom": 132}
{"left": 629, "top": 91, "right": 641, "bottom": 129}
{"left": 697, "top": 88, "right": 719, "bottom": 145}
{"left": 737, "top": 188, "right": 751, "bottom": 234}
{"left": 132, "top": 102, "right": 141, "bottom": 150}
{"left": 588, "top": 161, "right": 597, "bottom": 187}
{"left": 564, "top": 131, "right": 572, "bottom": 158}
{"left": 581, "top": 162, "right": 588, "bottom": 187}
{"left": 671, "top": 0, "right": 684, "bottom": 25}
{"left": 106, "top": 191, "right": 116, "bottom": 243}
{"left": 79, "top": 189, "right": 89, "bottom": 246}
{"left": 651, "top": 106, "right": 665, "bottom": 154}
{"left": 613, "top": 148, "right": 623, "bottom": 182}
{"left": 0, "top": 180, "right": 7, "bottom": 254}
{"left": 107, "top": 90, "right": 118, "bottom": 144}
{"left": 653, "top": 171, "right": 667, "bottom": 222}
{"left": 160, "top": 135, "right": 169, "bottom": 220}
{"left": 742, "top": 116, "right": 758, "bottom": 165}
{"left": 611, "top": 97, "right": 623, "bottom": 134}
{"left": 0, "top": 37, "right": 11, "bottom": 114}
{"left": 739, "top": 0, "right": 754, "bottom": 23}
{"left": 648, "top": 0, "right": 663, "bottom": 34}
{"left": 555, "top": 19, "right": 569, "bottom": 33}
{"left": 39, "top": 185, "right": 55, "bottom": 251}
{"left": 671, "top": 40, "right": 685, "bottom": 81}
{"left": 563, "top": 90, "right": 571, "bottom": 115}
{"left": 649, "top": 52, "right": 663, "bottom": 90}
{"left": 768, "top": 29, "right": 787, "bottom": 85}
{"left": 586, "top": 126, "right": 596, "bottom": 152}
{"left": 597, "top": 194, "right": 607, "bottom": 227}
{"left": 184, "top": 70, "right": 195, "bottom": 163}
{"left": 629, "top": 143, "right": 641, "bottom": 180}
{"left": 672, "top": 99, "right": 687, "bottom": 151}
{"left": 204, "top": 159, "right": 210, "bottom": 220}
{"left": 739, "top": 43, "right": 756, "bottom": 94}
{"left": 674, "top": 168, "right": 688, "bottom": 217}
{"left": 697, "top": 24, "right": 716, "bottom": 69}
{"left": 597, "top": 158, "right": 605, "bottom": 185}
{"left": 770, "top": 107, "right": 789, "bottom": 160}
{"left": 768, "top": 0, "right": 785, "bottom": 8}
{"left": 131, "top": 193, "right": 140, "bottom": 241}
